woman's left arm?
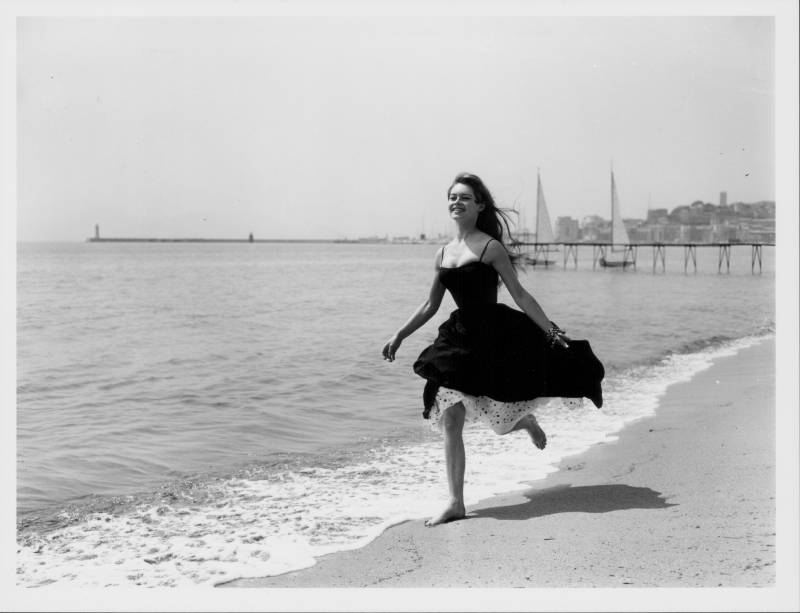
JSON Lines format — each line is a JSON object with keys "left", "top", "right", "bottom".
{"left": 485, "top": 241, "right": 568, "bottom": 346}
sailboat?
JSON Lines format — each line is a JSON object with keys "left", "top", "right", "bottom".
{"left": 525, "top": 170, "right": 556, "bottom": 267}
{"left": 599, "top": 168, "right": 634, "bottom": 268}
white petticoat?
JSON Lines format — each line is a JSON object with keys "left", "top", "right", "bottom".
{"left": 429, "top": 386, "right": 582, "bottom": 435}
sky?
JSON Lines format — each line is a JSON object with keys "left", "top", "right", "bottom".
{"left": 16, "top": 16, "right": 775, "bottom": 241}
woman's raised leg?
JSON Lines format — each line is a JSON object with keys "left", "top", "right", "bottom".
{"left": 508, "top": 413, "right": 547, "bottom": 449}
{"left": 426, "top": 402, "right": 467, "bottom": 526}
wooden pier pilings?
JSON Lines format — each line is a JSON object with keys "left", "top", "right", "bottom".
{"left": 511, "top": 242, "right": 773, "bottom": 274}
{"left": 653, "top": 244, "right": 666, "bottom": 273}
{"left": 684, "top": 245, "right": 697, "bottom": 274}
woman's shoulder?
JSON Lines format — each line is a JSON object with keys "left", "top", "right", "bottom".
{"left": 468, "top": 232, "right": 494, "bottom": 249}
{"left": 433, "top": 243, "right": 449, "bottom": 268}
{"left": 480, "top": 235, "right": 505, "bottom": 253}
{"left": 481, "top": 236, "right": 512, "bottom": 265}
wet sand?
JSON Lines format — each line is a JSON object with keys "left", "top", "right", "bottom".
{"left": 226, "top": 338, "right": 776, "bottom": 589}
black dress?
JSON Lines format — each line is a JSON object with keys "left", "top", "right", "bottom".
{"left": 413, "top": 239, "right": 604, "bottom": 431}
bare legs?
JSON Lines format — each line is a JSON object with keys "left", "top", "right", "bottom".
{"left": 425, "top": 402, "right": 467, "bottom": 527}
{"left": 508, "top": 413, "right": 547, "bottom": 449}
{"left": 425, "top": 407, "right": 546, "bottom": 527}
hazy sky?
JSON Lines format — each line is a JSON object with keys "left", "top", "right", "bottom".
{"left": 17, "top": 16, "right": 775, "bottom": 241}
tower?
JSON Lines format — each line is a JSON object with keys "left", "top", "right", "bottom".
{"left": 720, "top": 191, "right": 728, "bottom": 207}
{"left": 94, "top": 224, "right": 99, "bottom": 239}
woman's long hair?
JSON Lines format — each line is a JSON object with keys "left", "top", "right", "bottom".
{"left": 447, "top": 172, "right": 522, "bottom": 271}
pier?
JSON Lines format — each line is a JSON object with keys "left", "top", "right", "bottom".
{"left": 512, "top": 241, "right": 774, "bottom": 274}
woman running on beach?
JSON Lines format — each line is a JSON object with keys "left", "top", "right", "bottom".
{"left": 382, "top": 172, "right": 604, "bottom": 526}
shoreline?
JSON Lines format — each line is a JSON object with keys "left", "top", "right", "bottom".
{"left": 225, "top": 336, "right": 775, "bottom": 588}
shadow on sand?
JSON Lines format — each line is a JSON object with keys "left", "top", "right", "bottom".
{"left": 469, "top": 484, "right": 676, "bottom": 521}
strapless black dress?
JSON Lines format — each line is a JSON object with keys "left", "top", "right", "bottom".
{"left": 413, "top": 261, "right": 604, "bottom": 419}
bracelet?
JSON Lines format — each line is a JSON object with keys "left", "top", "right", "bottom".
{"left": 545, "top": 325, "right": 561, "bottom": 347}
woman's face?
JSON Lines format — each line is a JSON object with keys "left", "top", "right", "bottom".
{"left": 447, "top": 183, "right": 484, "bottom": 223}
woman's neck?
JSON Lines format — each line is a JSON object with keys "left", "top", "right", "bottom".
{"left": 453, "top": 220, "right": 478, "bottom": 241}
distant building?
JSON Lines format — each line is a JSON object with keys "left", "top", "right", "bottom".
{"left": 738, "top": 218, "right": 775, "bottom": 243}
{"left": 671, "top": 206, "right": 691, "bottom": 224}
{"left": 627, "top": 226, "right": 650, "bottom": 243}
{"left": 712, "top": 222, "right": 738, "bottom": 242}
{"left": 579, "top": 215, "right": 608, "bottom": 242}
{"left": 556, "top": 199, "right": 773, "bottom": 245}
{"left": 555, "top": 216, "right": 580, "bottom": 241}
{"left": 595, "top": 228, "right": 612, "bottom": 242}
{"left": 686, "top": 225, "right": 713, "bottom": 242}
{"left": 752, "top": 201, "right": 776, "bottom": 218}
{"left": 643, "top": 224, "right": 664, "bottom": 242}
{"left": 710, "top": 207, "right": 736, "bottom": 224}
{"left": 662, "top": 224, "right": 681, "bottom": 243}
{"left": 646, "top": 208, "right": 669, "bottom": 225}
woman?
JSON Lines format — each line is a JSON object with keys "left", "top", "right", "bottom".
{"left": 382, "top": 173, "right": 604, "bottom": 526}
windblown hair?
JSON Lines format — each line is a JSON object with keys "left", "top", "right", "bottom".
{"left": 447, "top": 172, "right": 522, "bottom": 271}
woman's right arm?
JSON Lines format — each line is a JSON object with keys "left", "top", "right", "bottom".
{"left": 382, "top": 248, "right": 446, "bottom": 362}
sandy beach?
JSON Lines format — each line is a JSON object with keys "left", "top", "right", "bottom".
{"left": 226, "top": 337, "right": 776, "bottom": 589}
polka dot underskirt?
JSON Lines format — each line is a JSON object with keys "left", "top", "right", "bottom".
{"left": 429, "top": 386, "right": 583, "bottom": 435}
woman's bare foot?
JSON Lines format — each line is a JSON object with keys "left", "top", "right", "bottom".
{"left": 425, "top": 500, "right": 466, "bottom": 527}
{"left": 526, "top": 419, "right": 547, "bottom": 450}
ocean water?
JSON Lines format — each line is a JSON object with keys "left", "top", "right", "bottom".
{"left": 16, "top": 241, "right": 775, "bottom": 587}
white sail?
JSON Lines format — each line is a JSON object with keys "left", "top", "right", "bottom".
{"left": 610, "top": 171, "right": 630, "bottom": 247}
{"left": 535, "top": 172, "right": 555, "bottom": 243}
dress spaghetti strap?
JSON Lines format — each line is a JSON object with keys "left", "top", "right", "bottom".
{"left": 478, "top": 239, "right": 495, "bottom": 262}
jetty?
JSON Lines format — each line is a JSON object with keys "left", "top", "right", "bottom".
{"left": 86, "top": 225, "right": 332, "bottom": 244}
{"left": 86, "top": 237, "right": 335, "bottom": 244}
{"left": 512, "top": 241, "right": 774, "bottom": 274}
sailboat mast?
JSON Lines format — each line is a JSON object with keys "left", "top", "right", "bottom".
{"left": 536, "top": 168, "right": 541, "bottom": 242}
{"left": 609, "top": 165, "right": 631, "bottom": 247}
{"left": 610, "top": 169, "right": 615, "bottom": 244}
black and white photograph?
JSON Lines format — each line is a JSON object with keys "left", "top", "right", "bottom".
{"left": 3, "top": 1, "right": 798, "bottom": 611}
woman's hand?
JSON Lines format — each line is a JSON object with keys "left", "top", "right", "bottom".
{"left": 546, "top": 325, "right": 571, "bottom": 349}
{"left": 382, "top": 335, "right": 402, "bottom": 361}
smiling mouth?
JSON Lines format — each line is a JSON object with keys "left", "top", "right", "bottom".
{"left": 449, "top": 206, "right": 465, "bottom": 213}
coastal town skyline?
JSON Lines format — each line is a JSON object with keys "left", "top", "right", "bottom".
{"left": 84, "top": 196, "right": 776, "bottom": 245}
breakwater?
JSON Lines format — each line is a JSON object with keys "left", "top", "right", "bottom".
{"left": 86, "top": 237, "right": 335, "bottom": 243}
